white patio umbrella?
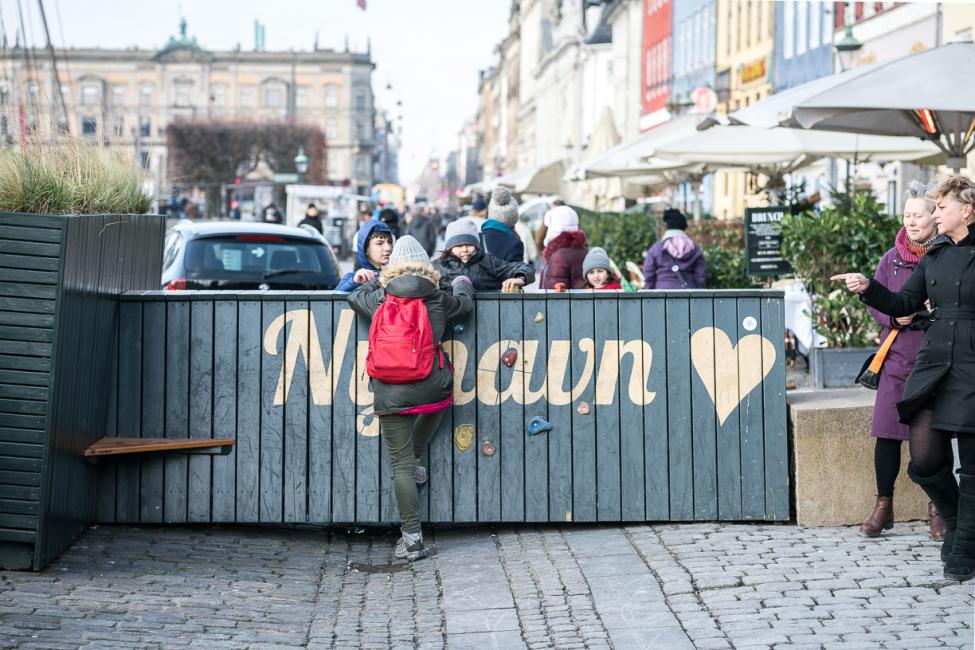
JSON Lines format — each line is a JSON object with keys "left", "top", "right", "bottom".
{"left": 495, "top": 159, "right": 566, "bottom": 195}
{"left": 787, "top": 40, "right": 975, "bottom": 170}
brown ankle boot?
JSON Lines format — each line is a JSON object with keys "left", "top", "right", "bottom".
{"left": 929, "top": 501, "right": 947, "bottom": 540}
{"left": 860, "top": 496, "right": 894, "bottom": 537}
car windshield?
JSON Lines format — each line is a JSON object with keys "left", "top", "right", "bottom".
{"left": 184, "top": 236, "right": 328, "bottom": 276}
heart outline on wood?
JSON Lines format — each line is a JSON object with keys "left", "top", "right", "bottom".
{"left": 690, "top": 327, "right": 776, "bottom": 426}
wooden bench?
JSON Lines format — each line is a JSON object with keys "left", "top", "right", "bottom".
{"left": 83, "top": 437, "right": 235, "bottom": 459}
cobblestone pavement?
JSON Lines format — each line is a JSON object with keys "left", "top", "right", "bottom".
{"left": 0, "top": 522, "right": 971, "bottom": 649}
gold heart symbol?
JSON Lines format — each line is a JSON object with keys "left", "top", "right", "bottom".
{"left": 690, "top": 327, "right": 776, "bottom": 426}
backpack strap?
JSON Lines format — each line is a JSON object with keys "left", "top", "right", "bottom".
{"left": 662, "top": 249, "right": 689, "bottom": 289}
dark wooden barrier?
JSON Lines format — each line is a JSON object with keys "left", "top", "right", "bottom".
{"left": 0, "top": 212, "right": 165, "bottom": 569}
{"left": 95, "top": 289, "right": 788, "bottom": 525}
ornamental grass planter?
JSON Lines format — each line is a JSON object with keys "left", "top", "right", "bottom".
{"left": 0, "top": 212, "right": 164, "bottom": 569}
{"left": 809, "top": 345, "right": 874, "bottom": 389}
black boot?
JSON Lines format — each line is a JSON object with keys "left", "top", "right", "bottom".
{"left": 908, "top": 462, "right": 958, "bottom": 563}
{"left": 945, "top": 473, "right": 975, "bottom": 582}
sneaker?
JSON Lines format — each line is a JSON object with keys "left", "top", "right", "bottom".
{"left": 394, "top": 535, "right": 428, "bottom": 561}
{"left": 415, "top": 462, "right": 428, "bottom": 485}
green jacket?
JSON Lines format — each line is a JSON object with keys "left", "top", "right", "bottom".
{"left": 347, "top": 261, "right": 474, "bottom": 416}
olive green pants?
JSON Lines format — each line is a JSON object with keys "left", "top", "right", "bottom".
{"left": 378, "top": 410, "right": 445, "bottom": 534}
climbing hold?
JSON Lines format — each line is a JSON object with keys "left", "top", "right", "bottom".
{"left": 481, "top": 441, "right": 496, "bottom": 457}
{"left": 554, "top": 282, "right": 567, "bottom": 293}
{"left": 346, "top": 526, "right": 366, "bottom": 535}
{"left": 533, "top": 312, "right": 545, "bottom": 323}
{"left": 577, "top": 402, "right": 590, "bottom": 415}
{"left": 501, "top": 348, "right": 518, "bottom": 368}
{"left": 453, "top": 323, "right": 465, "bottom": 334}
{"left": 527, "top": 416, "right": 553, "bottom": 436}
{"left": 454, "top": 424, "right": 475, "bottom": 452}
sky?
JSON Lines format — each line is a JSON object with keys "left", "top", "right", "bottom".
{"left": 2, "top": 0, "right": 511, "bottom": 183}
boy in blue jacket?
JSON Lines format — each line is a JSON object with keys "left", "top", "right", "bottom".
{"left": 335, "top": 219, "right": 394, "bottom": 292}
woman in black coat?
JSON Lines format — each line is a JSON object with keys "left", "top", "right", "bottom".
{"left": 834, "top": 174, "right": 975, "bottom": 582}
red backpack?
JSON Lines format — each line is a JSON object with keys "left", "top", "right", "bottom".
{"left": 366, "top": 295, "right": 437, "bottom": 383}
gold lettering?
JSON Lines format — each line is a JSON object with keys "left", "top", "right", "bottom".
{"left": 444, "top": 340, "right": 477, "bottom": 405}
{"left": 475, "top": 340, "right": 521, "bottom": 406}
{"left": 595, "top": 340, "right": 656, "bottom": 406}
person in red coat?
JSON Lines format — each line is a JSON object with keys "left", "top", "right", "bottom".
{"left": 540, "top": 205, "right": 588, "bottom": 289}
{"left": 860, "top": 180, "right": 942, "bottom": 538}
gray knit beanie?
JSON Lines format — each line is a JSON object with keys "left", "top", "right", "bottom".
{"left": 583, "top": 247, "right": 613, "bottom": 276}
{"left": 444, "top": 219, "right": 480, "bottom": 251}
{"left": 388, "top": 235, "right": 429, "bottom": 265}
{"left": 488, "top": 186, "right": 519, "bottom": 228}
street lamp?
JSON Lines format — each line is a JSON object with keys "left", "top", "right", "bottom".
{"left": 835, "top": 24, "right": 863, "bottom": 72}
{"left": 294, "top": 146, "right": 309, "bottom": 183}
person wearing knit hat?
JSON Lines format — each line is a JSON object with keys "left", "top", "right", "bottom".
{"left": 435, "top": 218, "right": 535, "bottom": 291}
{"left": 480, "top": 186, "right": 525, "bottom": 263}
{"left": 542, "top": 204, "right": 580, "bottom": 247}
{"left": 539, "top": 204, "right": 588, "bottom": 289}
{"left": 471, "top": 197, "right": 488, "bottom": 217}
{"left": 582, "top": 247, "right": 622, "bottom": 290}
{"left": 643, "top": 208, "right": 708, "bottom": 289}
{"left": 347, "top": 233, "right": 474, "bottom": 563}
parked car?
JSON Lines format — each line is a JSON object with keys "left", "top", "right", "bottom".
{"left": 161, "top": 221, "right": 341, "bottom": 290}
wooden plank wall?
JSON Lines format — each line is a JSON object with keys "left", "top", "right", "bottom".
{"left": 97, "top": 289, "right": 789, "bottom": 525}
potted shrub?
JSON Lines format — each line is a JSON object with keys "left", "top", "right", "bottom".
{"left": 0, "top": 143, "right": 163, "bottom": 569}
{"left": 781, "top": 191, "right": 900, "bottom": 388}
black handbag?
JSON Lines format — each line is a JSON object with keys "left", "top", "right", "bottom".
{"left": 856, "top": 329, "right": 900, "bottom": 390}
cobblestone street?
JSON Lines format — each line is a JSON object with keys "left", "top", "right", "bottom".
{"left": 0, "top": 522, "right": 971, "bottom": 649}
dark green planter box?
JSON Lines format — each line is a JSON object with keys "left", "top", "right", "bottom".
{"left": 810, "top": 346, "right": 873, "bottom": 388}
{"left": 0, "top": 212, "right": 164, "bottom": 570}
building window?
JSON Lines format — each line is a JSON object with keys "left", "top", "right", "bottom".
{"left": 81, "top": 84, "right": 99, "bottom": 106}
{"left": 140, "top": 116, "right": 151, "bottom": 137}
{"left": 262, "top": 84, "right": 285, "bottom": 108}
{"left": 327, "top": 157, "right": 339, "bottom": 179}
{"left": 140, "top": 83, "right": 152, "bottom": 106}
{"left": 354, "top": 155, "right": 368, "bottom": 176}
{"left": 295, "top": 86, "right": 308, "bottom": 108}
{"left": 174, "top": 81, "right": 192, "bottom": 107}
{"left": 796, "top": 0, "right": 809, "bottom": 56}
{"left": 28, "top": 81, "right": 40, "bottom": 104}
{"left": 355, "top": 120, "right": 366, "bottom": 140}
{"left": 354, "top": 90, "right": 366, "bottom": 111}
{"left": 211, "top": 84, "right": 225, "bottom": 106}
{"left": 809, "top": 1, "right": 821, "bottom": 49}
{"left": 783, "top": 0, "right": 794, "bottom": 59}
{"left": 139, "top": 151, "right": 150, "bottom": 169}
{"left": 113, "top": 116, "right": 124, "bottom": 137}
{"left": 324, "top": 85, "right": 338, "bottom": 108}
{"left": 81, "top": 116, "right": 97, "bottom": 136}
{"left": 1, "top": 83, "right": 9, "bottom": 105}
{"left": 112, "top": 85, "right": 125, "bottom": 106}
{"left": 326, "top": 118, "right": 338, "bottom": 139}
{"left": 240, "top": 86, "right": 255, "bottom": 107}
{"left": 822, "top": 0, "right": 833, "bottom": 45}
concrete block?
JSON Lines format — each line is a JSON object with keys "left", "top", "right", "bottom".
{"left": 789, "top": 388, "right": 928, "bottom": 527}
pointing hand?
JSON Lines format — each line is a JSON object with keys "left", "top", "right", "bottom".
{"left": 830, "top": 273, "right": 869, "bottom": 294}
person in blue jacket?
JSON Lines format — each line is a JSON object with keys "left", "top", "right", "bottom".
{"left": 480, "top": 186, "right": 525, "bottom": 263}
{"left": 335, "top": 218, "right": 394, "bottom": 292}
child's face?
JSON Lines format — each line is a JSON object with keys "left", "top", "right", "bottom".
{"left": 587, "top": 268, "right": 610, "bottom": 288}
{"left": 451, "top": 244, "right": 477, "bottom": 264}
{"left": 366, "top": 234, "right": 392, "bottom": 267}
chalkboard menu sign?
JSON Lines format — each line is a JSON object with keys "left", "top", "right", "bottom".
{"left": 745, "top": 206, "right": 792, "bottom": 276}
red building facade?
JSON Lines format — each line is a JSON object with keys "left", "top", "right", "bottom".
{"left": 641, "top": 0, "right": 672, "bottom": 130}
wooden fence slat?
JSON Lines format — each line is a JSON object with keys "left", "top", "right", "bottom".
{"left": 690, "top": 296, "right": 718, "bottom": 520}
{"left": 593, "top": 295, "right": 621, "bottom": 522}
{"left": 713, "top": 298, "right": 743, "bottom": 520}
{"left": 738, "top": 297, "right": 766, "bottom": 519}
{"left": 618, "top": 297, "right": 647, "bottom": 520}
{"left": 164, "top": 300, "right": 190, "bottom": 523}
{"left": 451, "top": 305, "right": 477, "bottom": 522}
{"left": 282, "top": 300, "right": 309, "bottom": 523}
{"left": 522, "top": 295, "right": 549, "bottom": 522}
{"left": 499, "top": 298, "right": 524, "bottom": 522}
{"left": 308, "top": 300, "right": 333, "bottom": 523}
{"left": 762, "top": 297, "right": 789, "bottom": 520}
{"left": 428, "top": 317, "right": 456, "bottom": 522}
{"left": 354, "top": 311, "right": 379, "bottom": 523}
{"left": 188, "top": 300, "right": 214, "bottom": 523}
{"left": 476, "top": 297, "right": 501, "bottom": 522}
{"left": 547, "top": 297, "right": 572, "bottom": 523}
{"left": 666, "top": 297, "right": 693, "bottom": 520}
{"left": 94, "top": 323, "right": 118, "bottom": 523}
{"left": 260, "top": 300, "right": 285, "bottom": 522}
{"left": 568, "top": 299, "right": 600, "bottom": 521}
{"left": 211, "top": 300, "right": 238, "bottom": 522}
{"left": 140, "top": 301, "right": 165, "bottom": 523}
{"left": 331, "top": 305, "right": 357, "bottom": 522}
{"left": 113, "top": 301, "right": 141, "bottom": 523}
{"left": 236, "top": 300, "right": 262, "bottom": 521}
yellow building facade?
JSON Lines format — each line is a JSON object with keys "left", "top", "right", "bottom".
{"left": 713, "top": 0, "right": 776, "bottom": 219}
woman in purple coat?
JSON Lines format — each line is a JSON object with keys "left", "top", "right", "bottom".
{"left": 643, "top": 209, "right": 707, "bottom": 289}
{"left": 860, "top": 180, "right": 944, "bottom": 538}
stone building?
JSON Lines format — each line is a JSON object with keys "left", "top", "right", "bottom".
{"left": 0, "top": 20, "right": 376, "bottom": 199}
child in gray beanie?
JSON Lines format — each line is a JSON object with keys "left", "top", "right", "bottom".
{"left": 480, "top": 186, "right": 525, "bottom": 263}
{"left": 582, "top": 247, "right": 622, "bottom": 290}
{"left": 435, "top": 217, "right": 535, "bottom": 291}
